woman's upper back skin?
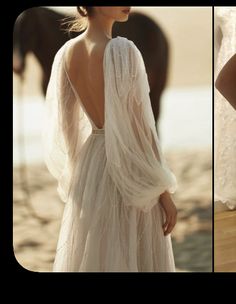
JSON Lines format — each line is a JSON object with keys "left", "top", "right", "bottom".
{"left": 65, "top": 35, "right": 111, "bottom": 129}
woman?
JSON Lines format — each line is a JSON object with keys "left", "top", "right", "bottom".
{"left": 214, "top": 7, "right": 236, "bottom": 210}
{"left": 43, "top": 6, "right": 177, "bottom": 272}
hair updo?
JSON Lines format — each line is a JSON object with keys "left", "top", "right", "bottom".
{"left": 64, "top": 6, "right": 94, "bottom": 33}
{"left": 77, "top": 6, "right": 94, "bottom": 17}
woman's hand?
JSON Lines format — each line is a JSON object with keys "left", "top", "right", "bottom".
{"left": 159, "top": 191, "right": 177, "bottom": 236}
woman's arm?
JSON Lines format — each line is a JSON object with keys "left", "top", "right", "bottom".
{"left": 215, "top": 53, "right": 236, "bottom": 110}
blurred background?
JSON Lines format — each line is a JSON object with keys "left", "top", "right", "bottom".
{"left": 13, "top": 6, "right": 212, "bottom": 272}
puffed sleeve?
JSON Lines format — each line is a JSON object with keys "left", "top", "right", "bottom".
{"left": 104, "top": 37, "right": 177, "bottom": 212}
{"left": 42, "top": 42, "right": 91, "bottom": 203}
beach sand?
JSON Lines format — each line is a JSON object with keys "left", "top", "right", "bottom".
{"left": 13, "top": 148, "right": 212, "bottom": 272}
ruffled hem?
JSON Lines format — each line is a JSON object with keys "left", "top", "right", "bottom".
{"left": 214, "top": 193, "right": 236, "bottom": 210}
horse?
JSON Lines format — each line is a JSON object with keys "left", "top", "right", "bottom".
{"left": 13, "top": 7, "right": 169, "bottom": 123}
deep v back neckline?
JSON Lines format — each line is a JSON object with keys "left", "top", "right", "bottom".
{"left": 63, "top": 36, "right": 120, "bottom": 130}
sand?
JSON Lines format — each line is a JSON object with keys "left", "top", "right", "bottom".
{"left": 13, "top": 148, "right": 212, "bottom": 272}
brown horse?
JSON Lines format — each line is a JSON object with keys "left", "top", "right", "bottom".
{"left": 13, "top": 7, "right": 169, "bottom": 123}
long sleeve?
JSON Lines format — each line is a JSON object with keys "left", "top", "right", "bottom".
{"left": 42, "top": 41, "right": 91, "bottom": 203}
{"left": 104, "top": 37, "right": 177, "bottom": 212}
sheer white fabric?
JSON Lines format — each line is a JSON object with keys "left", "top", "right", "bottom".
{"left": 42, "top": 42, "right": 92, "bottom": 203}
{"left": 42, "top": 36, "right": 177, "bottom": 272}
{"left": 214, "top": 8, "right": 236, "bottom": 210}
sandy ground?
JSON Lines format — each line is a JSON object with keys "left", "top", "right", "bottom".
{"left": 214, "top": 209, "right": 236, "bottom": 272}
{"left": 13, "top": 148, "right": 212, "bottom": 272}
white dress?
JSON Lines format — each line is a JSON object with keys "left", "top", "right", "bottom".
{"left": 214, "top": 7, "right": 236, "bottom": 210}
{"left": 42, "top": 36, "right": 177, "bottom": 272}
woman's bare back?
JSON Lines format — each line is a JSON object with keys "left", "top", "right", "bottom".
{"left": 65, "top": 35, "right": 111, "bottom": 129}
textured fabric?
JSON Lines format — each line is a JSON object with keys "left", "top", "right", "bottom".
{"left": 214, "top": 8, "right": 236, "bottom": 210}
{"left": 42, "top": 35, "right": 177, "bottom": 272}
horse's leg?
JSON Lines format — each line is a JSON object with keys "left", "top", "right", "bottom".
{"left": 149, "top": 87, "right": 161, "bottom": 136}
{"left": 149, "top": 51, "right": 169, "bottom": 136}
{"left": 42, "top": 73, "right": 50, "bottom": 96}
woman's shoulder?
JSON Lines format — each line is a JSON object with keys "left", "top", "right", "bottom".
{"left": 54, "top": 36, "right": 87, "bottom": 70}
{"left": 109, "top": 36, "right": 142, "bottom": 63}
{"left": 54, "top": 34, "right": 85, "bottom": 58}
{"left": 111, "top": 36, "right": 138, "bottom": 50}
{"left": 107, "top": 36, "right": 145, "bottom": 81}
{"left": 58, "top": 35, "right": 139, "bottom": 61}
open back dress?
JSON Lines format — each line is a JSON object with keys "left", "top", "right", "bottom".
{"left": 42, "top": 35, "right": 177, "bottom": 272}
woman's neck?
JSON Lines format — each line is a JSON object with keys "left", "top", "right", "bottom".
{"left": 84, "top": 15, "right": 114, "bottom": 41}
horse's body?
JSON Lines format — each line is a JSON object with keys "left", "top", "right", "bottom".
{"left": 13, "top": 7, "right": 169, "bottom": 122}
